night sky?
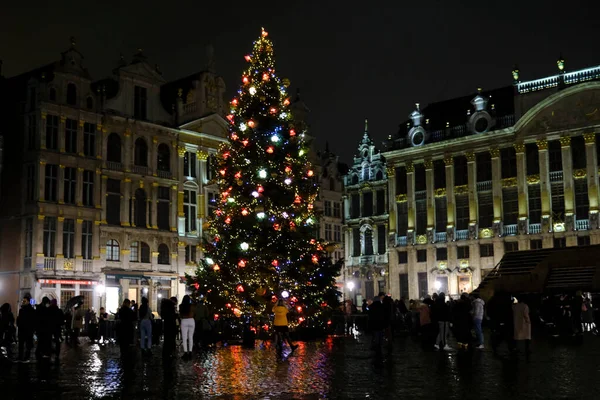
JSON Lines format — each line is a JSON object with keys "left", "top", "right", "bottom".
{"left": 2, "top": 1, "right": 599, "bottom": 164}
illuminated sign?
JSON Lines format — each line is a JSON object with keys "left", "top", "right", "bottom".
{"left": 38, "top": 279, "right": 97, "bottom": 285}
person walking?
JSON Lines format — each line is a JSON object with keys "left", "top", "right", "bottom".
{"left": 432, "top": 292, "right": 452, "bottom": 351}
{"left": 138, "top": 297, "right": 153, "bottom": 355}
{"left": 179, "top": 295, "right": 195, "bottom": 361}
{"left": 513, "top": 297, "right": 531, "bottom": 355}
{"left": 16, "top": 296, "right": 36, "bottom": 363}
{"left": 472, "top": 294, "right": 485, "bottom": 349}
{"left": 272, "top": 299, "right": 298, "bottom": 354}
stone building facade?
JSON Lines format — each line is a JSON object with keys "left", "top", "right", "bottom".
{"left": 0, "top": 41, "right": 227, "bottom": 313}
{"left": 382, "top": 60, "right": 600, "bottom": 300}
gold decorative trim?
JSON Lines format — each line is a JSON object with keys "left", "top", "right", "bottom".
{"left": 94, "top": 220, "right": 102, "bottom": 225}
{"left": 527, "top": 174, "right": 540, "bottom": 185}
{"left": 197, "top": 150, "right": 209, "bottom": 161}
{"left": 479, "top": 228, "right": 493, "bottom": 238}
{"left": 501, "top": 177, "right": 517, "bottom": 188}
{"left": 583, "top": 132, "right": 596, "bottom": 144}
{"left": 396, "top": 194, "right": 408, "bottom": 203}
{"left": 124, "top": 178, "right": 132, "bottom": 183}
{"left": 37, "top": 215, "right": 45, "bottom": 220}
{"left": 489, "top": 147, "right": 500, "bottom": 158}
{"left": 559, "top": 136, "right": 571, "bottom": 147}
{"left": 465, "top": 152, "right": 476, "bottom": 162}
{"left": 39, "top": 160, "right": 46, "bottom": 165}
{"left": 416, "top": 234, "right": 428, "bottom": 245}
{"left": 124, "top": 128, "right": 131, "bottom": 137}
{"left": 385, "top": 166, "right": 395, "bottom": 177}
{"left": 423, "top": 159, "right": 433, "bottom": 169}
{"left": 573, "top": 169, "right": 587, "bottom": 179}
{"left": 178, "top": 241, "right": 186, "bottom": 247}
{"left": 434, "top": 188, "right": 446, "bottom": 197}
{"left": 76, "top": 218, "right": 83, "bottom": 224}
{"left": 57, "top": 216, "right": 65, "bottom": 222}
{"left": 121, "top": 249, "right": 131, "bottom": 255}
{"left": 513, "top": 143, "right": 525, "bottom": 153}
{"left": 178, "top": 146, "right": 186, "bottom": 157}
{"left": 96, "top": 123, "right": 102, "bottom": 131}
{"left": 444, "top": 156, "right": 453, "bottom": 166}
{"left": 151, "top": 251, "right": 160, "bottom": 257}
{"left": 152, "top": 136, "right": 158, "bottom": 144}
{"left": 405, "top": 161, "right": 414, "bottom": 173}
{"left": 459, "top": 259, "right": 470, "bottom": 269}
{"left": 536, "top": 139, "right": 548, "bottom": 150}
{"left": 454, "top": 184, "right": 468, "bottom": 195}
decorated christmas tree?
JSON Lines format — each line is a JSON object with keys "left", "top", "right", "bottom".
{"left": 187, "top": 28, "right": 341, "bottom": 330}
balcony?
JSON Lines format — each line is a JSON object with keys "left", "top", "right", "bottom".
{"left": 157, "top": 170, "right": 171, "bottom": 179}
{"left": 549, "top": 171, "right": 563, "bottom": 182}
{"left": 576, "top": 219, "right": 589, "bottom": 231}
{"left": 396, "top": 236, "right": 407, "bottom": 246}
{"left": 529, "top": 223, "right": 542, "bottom": 234}
{"left": 132, "top": 165, "right": 149, "bottom": 175}
{"left": 476, "top": 180, "right": 492, "bottom": 192}
{"left": 456, "top": 230, "right": 468, "bottom": 241}
{"left": 43, "top": 257, "right": 56, "bottom": 271}
{"left": 83, "top": 260, "right": 93, "bottom": 272}
{"left": 105, "top": 161, "right": 122, "bottom": 171}
{"left": 435, "top": 232, "right": 447, "bottom": 243}
{"left": 503, "top": 224, "right": 517, "bottom": 236}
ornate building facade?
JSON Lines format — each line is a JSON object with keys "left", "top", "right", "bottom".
{"left": 342, "top": 120, "right": 389, "bottom": 304}
{"left": 382, "top": 60, "right": 600, "bottom": 299}
{"left": 0, "top": 40, "right": 227, "bottom": 313}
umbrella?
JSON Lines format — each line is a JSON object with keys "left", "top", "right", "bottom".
{"left": 63, "top": 295, "right": 84, "bottom": 311}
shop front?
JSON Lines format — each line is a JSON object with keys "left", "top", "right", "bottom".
{"left": 37, "top": 278, "right": 101, "bottom": 310}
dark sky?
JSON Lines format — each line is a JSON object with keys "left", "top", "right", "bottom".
{"left": 2, "top": 1, "right": 599, "bottom": 164}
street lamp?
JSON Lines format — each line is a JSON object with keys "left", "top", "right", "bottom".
{"left": 346, "top": 281, "right": 355, "bottom": 291}
{"left": 434, "top": 280, "right": 442, "bottom": 291}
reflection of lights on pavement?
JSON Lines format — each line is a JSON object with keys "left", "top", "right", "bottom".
{"left": 346, "top": 281, "right": 355, "bottom": 291}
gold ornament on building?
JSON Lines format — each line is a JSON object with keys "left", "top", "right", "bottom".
{"left": 434, "top": 188, "right": 447, "bottom": 197}
{"left": 454, "top": 184, "right": 468, "bottom": 195}
{"left": 465, "top": 152, "right": 476, "bottom": 162}
{"left": 583, "top": 132, "right": 596, "bottom": 144}
{"left": 386, "top": 166, "right": 395, "bottom": 177}
{"left": 423, "top": 159, "right": 433, "bottom": 169}
{"left": 501, "top": 177, "right": 517, "bottom": 188}
{"left": 489, "top": 147, "right": 500, "bottom": 158}
{"left": 396, "top": 194, "right": 408, "bottom": 203}
{"left": 405, "top": 161, "right": 414, "bottom": 173}
{"left": 178, "top": 146, "right": 186, "bottom": 157}
{"left": 479, "top": 228, "right": 493, "bottom": 238}
{"left": 526, "top": 174, "right": 540, "bottom": 185}
{"left": 178, "top": 241, "right": 186, "bottom": 247}
{"left": 197, "top": 150, "right": 209, "bottom": 161}
{"left": 513, "top": 143, "right": 526, "bottom": 153}
{"left": 559, "top": 136, "right": 571, "bottom": 147}
{"left": 416, "top": 235, "right": 428, "bottom": 245}
{"left": 444, "top": 156, "right": 453, "bottom": 166}
{"left": 573, "top": 169, "right": 587, "bottom": 179}
{"left": 536, "top": 139, "right": 548, "bottom": 150}
{"left": 64, "top": 259, "right": 74, "bottom": 271}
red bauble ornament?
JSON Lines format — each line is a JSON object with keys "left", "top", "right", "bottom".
{"left": 242, "top": 76, "right": 249, "bottom": 84}
{"left": 234, "top": 171, "right": 242, "bottom": 179}
{"left": 266, "top": 146, "right": 274, "bottom": 154}
{"left": 271, "top": 260, "right": 278, "bottom": 267}
{"left": 289, "top": 129, "right": 296, "bottom": 136}
{"left": 236, "top": 284, "right": 244, "bottom": 293}
{"left": 238, "top": 259, "right": 246, "bottom": 268}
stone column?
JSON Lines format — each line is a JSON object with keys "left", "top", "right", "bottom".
{"left": 170, "top": 184, "right": 178, "bottom": 233}
{"left": 560, "top": 136, "right": 574, "bottom": 230}
{"left": 514, "top": 143, "right": 528, "bottom": 234}
{"left": 76, "top": 167, "right": 84, "bottom": 206}
{"left": 94, "top": 169, "right": 102, "bottom": 211}
{"left": 444, "top": 156, "right": 455, "bottom": 240}
{"left": 58, "top": 165, "right": 65, "bottom": 204}
{"left": 146, "top": 198, "right": 151, "bottom": 229}
{"left": 407, "top": 248, "right": 418, "bottom": 299}
{"left": 198, "top": 192, "right": 205, "bottom": 235}
{"left": 178, "top": 145, "right": 185, "bottom": 179}
{"left": 466, "top": 151, "right": 478, "bottom": 238}
{"left": 424, "top": 160, "right": 434, "bottom": 241}
{"left": 101, "top": 175, "right": 108, "bottom": 224}
{"left": 490, "top": 148, "right": 503, "bottom": 235}
{"left": 537, "top": 140, "right": 551, "bottom": 232}
{"left": 152, "top": 182, "right": 159, "bottom": 229}
{"left": 151, "top": 137, "right": 158, "bottom": 176}
{"left": 59, "top": 115, "right": 66, "bottom": 153}
{"left": 39, "top": 160, "right": 46, "bottom": 201}
{"left": 130, "top": 185, "right": 137, "bottom": 227}
{"left": 121, "top": 178, "right": 131, "bottom": 226}
{"left": 406, "top": 162, "right": 415, "bottom": 244}
{"left": 584, "top": 133, "right": 599, "bottom": 228}
{"left": 40, "top": 112, "right": 47, "bottom": 149}
{"left": 343, "top": 195, "right": 350, "bottom": 221}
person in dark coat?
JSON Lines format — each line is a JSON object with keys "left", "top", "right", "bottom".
{"left": 117, "top": 299, "right": 135, "bottom": 355}
{"left": 17, "top": 296, "right": 36, "bottom": 362}
{"left": 487, "top": 291, "right": 515, "bottom": 354}
{"left": 35, "top": 296, "right": 53, "bottom": 360}
{"left": 452, "top": 293, "right": 473, "bottom": 349}
{"left": 49, "top": 299, "right": 64, "bottom": 363}
{"left": 431, "top": 292, "right": 452, "bottom": 350}
{"left": 368, "top": 296, "right": 386, "bottom": 356}
{"left": 0, "top": 303, "right": 16, "bottom": 358}
{"left": 160, "top": 297, "right": 177, "bottom": 356}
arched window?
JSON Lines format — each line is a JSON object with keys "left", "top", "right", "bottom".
{"left": 66, "top": 83, "right": 77, "bottom": 105}
{"left": 134, "top": 188, "right": 147, "bottom": 228}
{"left": 49, "top": 87, "right": 57, "bottom": 101}
{"left": 375, "top": 170, "right": 383, "bottom": 181}
{"left": 157, "top": 243, "right": 169, "bottom": 265}
{"left": 106, "top": 239, "right": 120, "bottom": 261}
{"left": 140, "top": 242, "right": 150, "bottom": 263}
{"left": 86, "top": 96, "right": 94, "bottom": 110}
{"left": 351, "top": 175, "right": 359, "bottom": 185}
{"left": 157, "top": 143, "right": 170, "bottom": 172}
{"left": 107, "top": 133, "right": 122, "bottom": 163}
{"left": 134, "top": 137, "right": 148, "bottom": 167}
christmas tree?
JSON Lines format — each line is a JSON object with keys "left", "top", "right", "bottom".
{"left": 187, "top": 28, "right": 341, "bottom": 330}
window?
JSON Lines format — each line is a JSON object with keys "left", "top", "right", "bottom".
{"left": 364, "top": 228, "right": 373, "bottom": 255}
{"left": 363, "top": 192, "right": 373, "bottom": 217}
{"left": 27, "top": 115, "right": 37, "bottom": 150}
{"left": 435, "top": 197, "right": 447, "bottom": 233}
{"left": 184, "top": 189, "right": 197, "bottom": 233}
{"left": 350, "top": 194, "right": 360, "bottom": 219}
{"left": 45, "top": 164, "right": 58, "bottom": 202}
{"left": 457, "top": 246, "right": 470, "bottom": 259}
{"left": 530, "top": 239, "right": 543, "bottom": 250}
{"left": 417, "top": 249, "right": 427, "bottom": 262}
{"left": 399, "top": 274, "right": 409, "bottom": 300}
{"left": 63, "top": 219, "right": 75, "bottom": 258}
{"left": 504, "top": 241, "right": 518, "bottom": 253}
{"left": 378, "top": 225, "right": 386, "bottom": 254}
{"left": 398, "top": 251, "right": 408, "bottom": 264}
{"left": 82, "top": 220, "right": 92, "bottom": 260}
{"left": 134, "top": 188, "right": 147, "bottom": 228}
{"left": 455, "top": 195, "right": 469, "bottom": 230}
{"left": 418, "top": 272, "right": 428, "bottom": 299}
{"left": 325, "top": 223, "right": 332, "bottom": 241}
{"left": 526, "top": 143, "right": 539, "bottom": 175}
{"left": 415, "top": 193, "right": 427, "bottom": 235}
{"left": 83, "top": 123, "right": 95, "bottom": 157}
{"left": 106, "top": 179, "right": 121, "bottom": 226}
{"left": 62, "top": 167, "right": 76, "bottom": 204}
{"left": 26, "top": 164, "right": 35, "bottom": 201}
{"left": 83, "top": 170, "right": 94, "bottom": 206}
{"left": 551, "top": 182, "right": 565, "bottom": 219}
{"left": 46, "top": 114, "right": 58, "bottom": 150}
{"left": 554, "top": 237, "right": 566, "bottom": 248}
{"left": 183, "top": 151, "right": 197, "bottom": 178}
{"left": 501, "top": 147, "right": 517, "bottom": 178}
{"left": 415, "top": 164, "right": 426, "bottom": 191}
{"left": 24, "top": 218, "right": 33, "bottom": 264}
{"left": 157, "top": 186, "right": 170, "bottom": 230}
{"left": 376, "top": 190, "right": 385, "bottom": 215}
{"left": 48, "top": 87, "right": 56, "bottom": 102}
{"left": 454, "top": 156, "right": 468, "bottom": 186}
{"left": 434, "top": 160, "right": 446, "bottom": 189}
{"left": 157, "top": 144, "right": 171, "bottom": 172}
{"left": 134, "top": 138, "right": 148, "bottom": 167}
{"left": 185, "top": 245, "right": 197, "bottom": 264}
{"left": 571, "top": 136, "right": 586, "bottom": 170}
{"left": 575, "top": 179, "right": 589, "bottom": 219}
{"left": 141, "top": 242, "right": 150, "bottom": 263}
{"left": 578, "top": 236, "right": 590, "bottom": 246}
{"left": 334, "top": 225, "right": 341, "bottom": 242}
{"left": 66, "top": 83, "right": 77, "bottom": 105}
{"left": 130, "top": 241, "right": 140, "bottom": 262}
{"left": 106, "top": 239, "right": 120, "bottom": 261}
{"left": 107, "top": 133, "right": 122, "bottom": 163}
{"left": 333, "top": 202, "right": 341, "bottom": 218}
{"left": 157, "top": 244, "right": 170, "bottom": 265}
{"left": 436, "top": 247, "right": 447, "bottom": 261}
{"left": 43, "top": 217, "right": 57, "bottom": 257}
{"left": 206, "top": 154, "right": 216, "bottom": 181}
{"left": 352, "top": 228, "right": 360, "bottom": 256}
{"left": 65, "top": 119, "right": 77, "bottom": 153}
{"left": 396, "top": 166, "right": 407, "bottom": 194}
{"left": 476, "top": 152, "right": 492, "bottom": 182}
{"left": 86, "top": 97, "right": 94, "bottom": 110}
{"left": 502, "top": 187, "right": 518, "bottom": 225}
{"left": 134, "top": 86, "right": 147, "bottom": 120}
{"left": 478, "top": 191, "right": 493, "bottom": 228}
{"left": 549, "top": 140, "right": 562, "bottom": 172}
{"left": 528, "top": 184, "right": 541, "bottom": 224}
{"left": 480, "top": 243, "right": 494, "bottom": 257}
{"left": 397, "top": 202, "right": 408, "bottom": 236}
{"left": 324, "top": 200, "right": 332, "bottom": 217}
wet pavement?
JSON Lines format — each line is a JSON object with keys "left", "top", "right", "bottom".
{"left": 1, "top": 332, "right": 600, "bottom": 399}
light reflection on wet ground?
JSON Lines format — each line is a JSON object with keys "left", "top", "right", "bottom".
{"left": 1, "top": 333, "right": 600, "bottom": 399}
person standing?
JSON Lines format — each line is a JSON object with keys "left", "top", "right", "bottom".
{"left": 72, "top": 302, "right": 86, "bottom": 344}
{"left": 49, "top": 299, "right": 64, "bottom": 363}
{"left": 452, "top": 293, "right": 472, "bottom": 350}
{"left": 432, "top": 292, "right": 452, "bottom": 350}
{"left": 472, "top": 294, "right": 485, "bottom": 349}
{"left": 0, "top": 303, "right": 16, "bottom": 359}
{"left": 161, "top": 297, "right": 177, "bottom": 356}
{"left": 513, "top": 297, "right": 531, "bottom": 355}
{"left": 117, "top": 299, "right": 135, "bottom": 355}
{"left": 17, "top": 296, "right": 36, "bottom": 363}
{"left": 194, "top": 299, "right": 211, "bottom": 349}
{"left": 368, "top": 296, "right": 386, "bottom": 356}
{"left": 179, "top": 295, "right": 195, "bottom": 360}
{"left": 419, "top": 296, "right": 434, "bottom": 349}
{"left": 98, "top": 307, "right": 108, "bottom": 343}
{"left": 138, "top": 297, "right": 153, "bottom": 355}
{"left": 272, "top": 299, "right": 298, "bottom": 353}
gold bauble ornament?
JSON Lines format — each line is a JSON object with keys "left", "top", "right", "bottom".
{"left": 256, "top": 287, "right": 267, "bottom": 296}
{"left": 223, "top": 290, "right": 229, "bottom": 296}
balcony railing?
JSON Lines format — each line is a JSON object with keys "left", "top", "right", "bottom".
{"left": 576, "top": 219, "right": 589, "bottom": 231}
{"left": 105, "top": 161, "right": 122, "bottom": 171}
{"left": 456, "top": 230, "right": 469, "bottom": 240}
{"left": 183, "top": 102, "right": 197, "bottom": 114}
{"left": 476, "top": 180, "right": 492, "bottom": 192}
{"left": 529, "top": 223, "right": 542, "bottom": 234}
{"left": 549, "top": 171, "right": 563, "bottom": 182}
{"left": 503, "top": 224, "right": 517, "bottom": 236}
{"left": 396, "top": 236, "right": 407, "bottom": 246}
{"left": 157, "top": 170, "right": 171, "bottom": 179}
{"left": 83, "top": 260, "right": 93, "bottom": 272}
{"left": 435, "top": 232, "right": 447, "bottom": 243}
{"left": 132, "top": 165, "right": 149, "bottom": 175}
{"left": 43, "top": 257, "right": 56, "bottom": 271}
